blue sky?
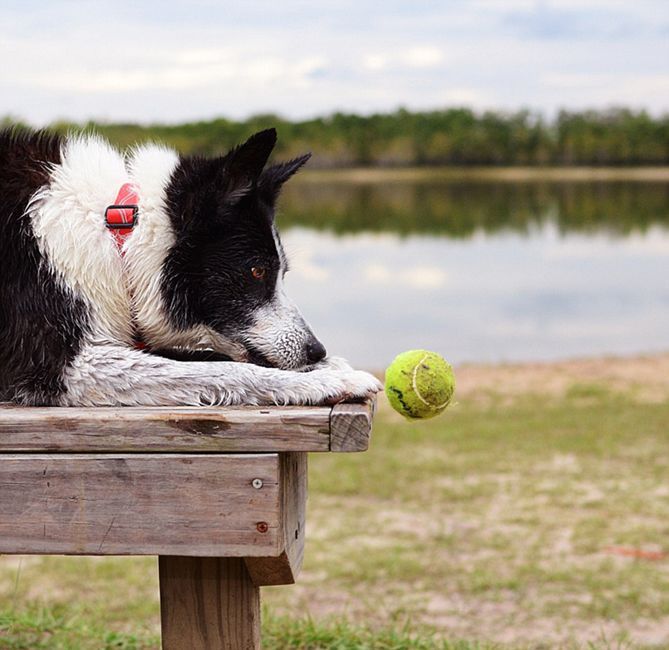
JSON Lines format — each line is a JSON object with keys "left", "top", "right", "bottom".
{"left": 1, "top": 0, "right": 668, "bottom": 124}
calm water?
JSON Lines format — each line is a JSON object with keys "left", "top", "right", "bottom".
{"left": 277, "top": 178, "right": 669, "bottom": 370}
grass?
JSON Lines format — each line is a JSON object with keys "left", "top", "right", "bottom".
{"left": 262, "top": 613, "right": 498, "bottom": 650}
{"left": 0, "top": 361, "right": 668, "bottom": 648}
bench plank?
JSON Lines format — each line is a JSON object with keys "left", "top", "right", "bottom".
{"left": 0, "top": 402, "right": 374, "bottom": 453}
{"left": 0, "top": 453, "right": 282, "bottom": 556}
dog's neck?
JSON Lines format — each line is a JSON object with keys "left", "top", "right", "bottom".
{"left": 124, "top": 145, "right": 241, "bottom": 355}
{"left": 123, "top": 144, "right": 185, "bottom": 349}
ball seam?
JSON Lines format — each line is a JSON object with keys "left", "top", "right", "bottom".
{"left": 411, "top": 353, "right": 453, "bottom": 410}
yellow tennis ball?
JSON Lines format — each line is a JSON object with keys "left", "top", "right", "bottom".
{"left": 385, "top": 350, "right": 455, "bottom": 420}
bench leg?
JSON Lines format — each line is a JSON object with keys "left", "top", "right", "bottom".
{"left": 159, "top": 556, "right": 260, "bottom": 650}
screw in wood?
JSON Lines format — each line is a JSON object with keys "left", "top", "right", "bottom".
{"left": 251, "top": 478, "right": 263, "bottom": 489}
{"left": 256, "top": 522, "right": 269, "bottom": 533}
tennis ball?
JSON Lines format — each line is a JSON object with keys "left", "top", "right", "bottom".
{"left": 385, "top": 350, "right": 455, "bottom": 420}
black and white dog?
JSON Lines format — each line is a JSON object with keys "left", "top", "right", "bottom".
{"left": 0, "top": 127, "right": 382, "bottom": 406}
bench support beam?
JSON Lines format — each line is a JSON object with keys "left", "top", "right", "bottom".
{"left": 159, "top": 556, "right": 260, "bottom": 650}
{"left": 246, "top": 451, "right": 307, "bottom": 586}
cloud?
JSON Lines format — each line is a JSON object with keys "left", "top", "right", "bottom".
{"left": 0, "top": 1, "right": 667, "bottom": 123}
{"left": 400, "top": 46, "right": 444, "bottom": 68}
{"left": 363, "top": 54, "right": 387, "bottom": 72}
{"left": 439, "top": 87, "right": 490, "bottom": 105}
{"left": 8, "top": 46, "right": 329, "bottom": 94}
{"left": 542, "top": 73, "right": 669, "bottom": 110}
{"left": 362, "top": 47, "right": 444, "bottom": 73}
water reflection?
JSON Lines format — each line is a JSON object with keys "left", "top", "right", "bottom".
{"left": 279, "top": 180, "right": 669, "bottom": 237}
{"left": 277, "top": 180, "right": 669, "bottom": 369}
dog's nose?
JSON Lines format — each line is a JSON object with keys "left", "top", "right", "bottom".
{"left": 306, "top": 339, "right": 327, "bottom": 364}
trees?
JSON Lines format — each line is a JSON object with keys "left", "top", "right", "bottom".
{"left": 15, "top": 108, "right": 668, "bottom": 167}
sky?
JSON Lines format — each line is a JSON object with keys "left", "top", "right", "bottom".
{"left": 1, "top": 0, "right": 668, "bottom": 125}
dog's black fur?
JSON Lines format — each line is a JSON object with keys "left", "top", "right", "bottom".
{"left": 161, "top": 129, "right": 310, "bottom": 363}
{"left": 0, "top": 129, "right": 89, "bottom": 403}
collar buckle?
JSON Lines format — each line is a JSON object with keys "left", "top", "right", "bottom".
{"left": 105, "top": 204, "right": 139, "bottom": 230}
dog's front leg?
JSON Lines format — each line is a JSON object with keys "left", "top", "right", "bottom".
{"left": 59, "top": 345, "right": 382, "bottom": 407}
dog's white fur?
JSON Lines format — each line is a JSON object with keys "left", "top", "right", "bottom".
{"left": 26, "top": 135, "right": 381, "bottom": 407}
{"left": 61, "top": 344, "right": 379, "bottom": 407}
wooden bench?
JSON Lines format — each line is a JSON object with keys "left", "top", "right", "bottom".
{"left": 0, "top": 400, "right": 375, "bottom": 649}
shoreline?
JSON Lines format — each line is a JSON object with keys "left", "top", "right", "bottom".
{"left": 449, "top": 351, "right": 669, "bottom": 404}
{"left": 299, "top": 165, "right": 669, "bottom": 183}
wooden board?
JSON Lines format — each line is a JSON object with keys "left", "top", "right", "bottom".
{"left": 0, "top": 454, "right": 282, "bottom": 556}
{"left": 159, "top": 556, "right": 260, "bottom": 650}
{"left": 0, "top": 401, "right": 374, "bottom": 453}
{"left": 245, "top": 452, "right": 307, "bottom": 586}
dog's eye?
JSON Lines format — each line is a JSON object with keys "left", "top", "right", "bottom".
{"left": 251, "top": 267, "right": 266, "bottom": 280}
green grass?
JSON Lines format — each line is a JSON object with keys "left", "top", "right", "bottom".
{"left": 1, "top": 375, "right": 668, "bottom": 648}
{"left": 0, "top": 604, "right": 497, "bottom": 650}
{"left": 0, "top": 603, "right": 155, "bottom": 649}
{"left": 262, "top": 612, "right": 498, "bottom": 650}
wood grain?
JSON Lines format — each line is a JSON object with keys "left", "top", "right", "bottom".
{"left": 0, "top": 403, "right": 371, "bottom": 453}
{"left": 245, "top": 452, "right": 307, "bottom": 586}
{"left": 330, "top": 399, "right": 375, "bottom": 451}
{"left": 0, "top": 454, "right": 281, "bottom": 556}
{"left": 159, "top": 556, "right": 260, "bottom": 650}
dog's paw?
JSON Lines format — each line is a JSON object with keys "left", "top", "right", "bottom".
{"left": 294, "top": 367, "right": 382, "bottom": 405}
{"left": 337, "top": 368, "right": 384, "bottom": 402}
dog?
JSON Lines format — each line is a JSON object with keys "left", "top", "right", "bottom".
{"left": 0, "top": 127, "right": 382, "bottom": 406}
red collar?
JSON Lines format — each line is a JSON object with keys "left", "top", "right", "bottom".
{"left": 105, "top": 183, "right": 146, "bottom": 350}
{"left": 105, "top": 183, "right": 139, "bottom": 251}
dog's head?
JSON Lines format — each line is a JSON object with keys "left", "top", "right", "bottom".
{"left": 161, "top": 128, "right": 326, "bottom": 369}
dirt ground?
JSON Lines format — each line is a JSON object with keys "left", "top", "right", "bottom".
{"left": 454, "top": 352, "right": 669, "bottom": 404}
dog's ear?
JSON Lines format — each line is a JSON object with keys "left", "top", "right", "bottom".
{"left": 259, "top": 153, "right": 312, "bottom": 201}
{"left": 169, "top": 130, "right": 279, "bottom": 232}
{"left": 223, "top": 128, "right": 277, "bottom": 200}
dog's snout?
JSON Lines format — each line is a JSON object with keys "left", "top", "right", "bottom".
{"left": 306, "top": 339, "right": 327, "bottom": 364}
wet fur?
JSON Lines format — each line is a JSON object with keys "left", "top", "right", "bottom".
{"left": 0, "top": 127, "right": 381, "bottom": 406}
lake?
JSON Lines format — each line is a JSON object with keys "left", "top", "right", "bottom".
{"left": 276, "top": 173, "right": 669, "bottom": 370}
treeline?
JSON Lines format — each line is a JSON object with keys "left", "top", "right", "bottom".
{"left": 4, "top": 108, "right": 669, "bottom": 167}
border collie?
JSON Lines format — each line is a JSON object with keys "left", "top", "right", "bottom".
{"left": 0, "top": 127, "right": 382, "bottom": 406}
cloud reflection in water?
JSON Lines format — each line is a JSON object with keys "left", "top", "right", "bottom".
{"left": 282, "top": 225, "right": 669, "bottom": 370}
